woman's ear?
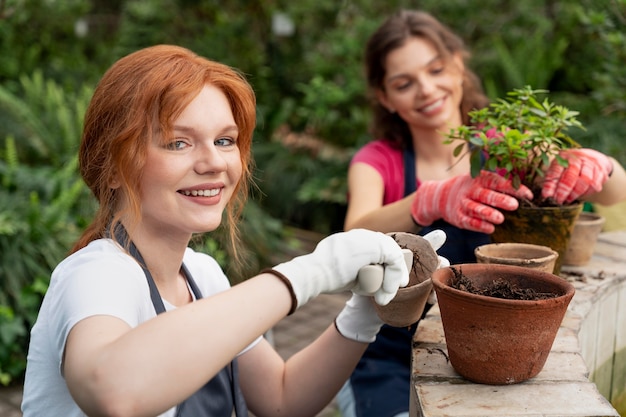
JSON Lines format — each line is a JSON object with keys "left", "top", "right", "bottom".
{"left": 375, "top": 88, "right": 395, "bottom": 113}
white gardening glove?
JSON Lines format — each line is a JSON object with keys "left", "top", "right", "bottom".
{"left": 422, "top": 229, "right": 450, "bottom": 269}
{"left": 335, "top": 230, "right": 450, "bottom": 343}
{"left": 266, "top": 229, "right": 409, "bottom": 314}
{"left": 424, "top": 230, "right": 450, "bottom": 305}
{"left": 335, "top": 294, "right": 383, "bottom": 343}
{"left": 351, "top": 230, "right": 450, "bottom": 297}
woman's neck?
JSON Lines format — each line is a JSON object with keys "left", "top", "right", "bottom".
{"left": 123, "top": 222, "right": 190, "bottom": 284}
{"left": 410, "top": 127, "right": 471, "bottom": 181}
{"left": 410, "top": 127, "right": 456, "bottom": 161}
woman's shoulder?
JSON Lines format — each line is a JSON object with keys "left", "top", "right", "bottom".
{"left": 351, "top": 138, "right": 404, "bottom": 174}
{"left": 48, "top": 239, "right": 147, "bottom": 303}
{"left": 353, "top": 138, "right": 402, "bottom": 160}
{"left": 55, "top": 238, "right": 138, "bottom": 275}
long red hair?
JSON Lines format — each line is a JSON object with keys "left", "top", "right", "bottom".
{"left": 72, "top": 45, "right": 256, "bottom": 259}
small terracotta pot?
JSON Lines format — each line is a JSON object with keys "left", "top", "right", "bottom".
{"left": 373, "top": 232, "right": 438, "bottom": 327}
{"left": 432, "top": 263, "right": 575, "bottom": 385}
{"left": 562, "top": 212, "right": 605, "bottom": 266}
{"left": 475, "top": 242, "right": 558, "bottom": 273}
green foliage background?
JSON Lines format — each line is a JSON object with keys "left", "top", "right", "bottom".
{"left": 1, "top": 0, "right": 625, "bottom": 384}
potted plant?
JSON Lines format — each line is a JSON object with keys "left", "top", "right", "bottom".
{"left": 431, "top": 263, "right": 575, "bottom": 385}
{"left": 446, "top": 85, "right": 586, "bottom": 273}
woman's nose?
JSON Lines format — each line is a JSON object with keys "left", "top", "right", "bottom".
{"left": 194, "top": 144, "right": 227, "bottom": 174}
{"left": 416, "top": 75, "right": 436, "bottom": 97}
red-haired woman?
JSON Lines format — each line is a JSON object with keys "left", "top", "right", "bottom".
{"left": 21, "top": 45, "right": 447, "bottom": 417}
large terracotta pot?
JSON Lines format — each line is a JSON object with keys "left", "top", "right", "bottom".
{"left": 432, "top": 263, "right": 575, "bottom": 385}
{"left": 475, "top": 242, "right": 558, "bottom": 273}
{"left": 562, "top": 212, "right": 605, "bottom": 266}
{"left": 373, "top": 232, "right": 438, "bottom": 327}
{"left": 491, "top": 203, "right": 583, "bottom": 274}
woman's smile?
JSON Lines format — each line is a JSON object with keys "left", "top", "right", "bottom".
{"left": 418, "top": 96, "right": 446, "bottom": 115}
{"left": 178, "top": 188, "right": 222, "bottom": 197}
{"left": 177, "top": 186, "right": 223, "bottom": 206}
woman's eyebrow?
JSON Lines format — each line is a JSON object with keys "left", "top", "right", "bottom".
{"left": 173, "top": 124, "right": 239, "bottom": 135}
{"left": 172, "top": 125, "right": 198, "bottom": 135}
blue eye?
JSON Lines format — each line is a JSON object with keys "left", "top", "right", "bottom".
{"left": 215, "top": 137, "right": 236, "bottom": 147}
{"left": 165, "top": 139, "right": 188, "bottom": 150}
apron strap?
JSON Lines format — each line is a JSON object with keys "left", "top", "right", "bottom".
{"left": 113, "top": 224, "right": 248, "bottom": 416}
{"left": 403, "top": 144, "right": 417, "bottom": 196}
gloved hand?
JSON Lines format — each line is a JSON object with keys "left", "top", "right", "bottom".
{"left": 410, "top": 171, "right": 533, "bottom": 234}
{"left": 335, "top": 294, "right": 383, "bottom": 343}
{"left": 541, "top": 148, "right": 613, "bottom": 204}
{"left": 352, "top": 229, "right": 450, "bottom": 296}
{"left": 422, "top": 229, "right": 451, "bottom": 269}
{"left": 267, "top": 229, "right": 409, "bottom": 314}
{"left": 335, "top": 230, "right": 449, "bottom": 342}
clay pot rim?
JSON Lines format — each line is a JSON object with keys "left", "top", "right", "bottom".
{"left": 475, "top": 242, "right": 558, "bottom": 265}
{"left": 432, "top": 263, "right": 575, "bottom": 307}
{"left": 514, "top": 202, "right": 584, "bottom": 212}
{"left": 392, "top": 279, "right": 432, "bottom": 300}
{"left": 576, "top": 212, "right": 606, "bottom": 225}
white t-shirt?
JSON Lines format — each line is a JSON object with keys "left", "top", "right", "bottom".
{"left": 21, "top": 238, "right": 259, "bottom": 417}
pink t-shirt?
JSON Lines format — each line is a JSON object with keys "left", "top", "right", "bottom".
{"left": 351, "top": 139, "right": 414, "bottom": 205}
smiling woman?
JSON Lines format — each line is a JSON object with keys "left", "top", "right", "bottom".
{"left": 20, "top": 44, "right": 440, "bottom": 417}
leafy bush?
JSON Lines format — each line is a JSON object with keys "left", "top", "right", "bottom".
{"left": 0, "top": 137, "right": 87, "bottom": 384}
{"left": 0, "top": 71, "right": 95, "bottom": 383}
{"left": 0, "top": 0, "right": 116, "bottom": 92}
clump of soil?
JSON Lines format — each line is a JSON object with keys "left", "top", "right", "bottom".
{"left": 388, "top": 233, "right": 439, "bottom": 286}
{"left": 519, "top": 184, "right": 579, "bottom": 208}
{"left": 449, "top": 266, "right": 558, "bottom": 300}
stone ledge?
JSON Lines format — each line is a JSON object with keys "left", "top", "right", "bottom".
{"left": 413, "top": 382, "right": 617, "bottom": 417}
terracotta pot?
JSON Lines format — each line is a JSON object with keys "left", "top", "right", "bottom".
{"left": 432, "top": 263, "right": 575, "bottom": 385}
{"left": 562, "top": 212, "right": 605, "bottom": 266}
{"left": 475, "top": 242, "right": 558, "bottom": 273}
{"left": 373, "top": 232, "right": 438, "bottom": 327}
{"left": 491, "top": 203, "right": 583, "bottom": 274}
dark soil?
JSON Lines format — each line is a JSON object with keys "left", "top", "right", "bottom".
{"left": 517, "top": 188, "right": 580, "bottom": 208}
{"left": 449, "top": 266, "right": 558, "bottom": 300}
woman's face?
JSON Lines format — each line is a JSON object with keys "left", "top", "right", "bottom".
{"left": 137, "top": 84, "right": 242, "bottom": 239}
{"left": 376, "top": 36, "right": 465, "bottom": 132}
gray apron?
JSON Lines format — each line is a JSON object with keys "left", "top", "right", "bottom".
{"left": 118, "top": 226, "right": 249, "bottom": 417}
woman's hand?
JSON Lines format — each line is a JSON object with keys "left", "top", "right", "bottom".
{"left": 268, "top": 229, "right": 410, "bottom": 312}
{"left": 411, "top": 171, "right": 533, "bottom": 234}
{"left": 541, "top": 148, "right": 613, "bottom": 204}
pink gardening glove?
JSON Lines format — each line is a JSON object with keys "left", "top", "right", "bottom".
{"left": 411, "top": 171, "right": 533, "bottom": 234}
{"left": 541, "top": 148, "right": 613, "bottom": 204}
